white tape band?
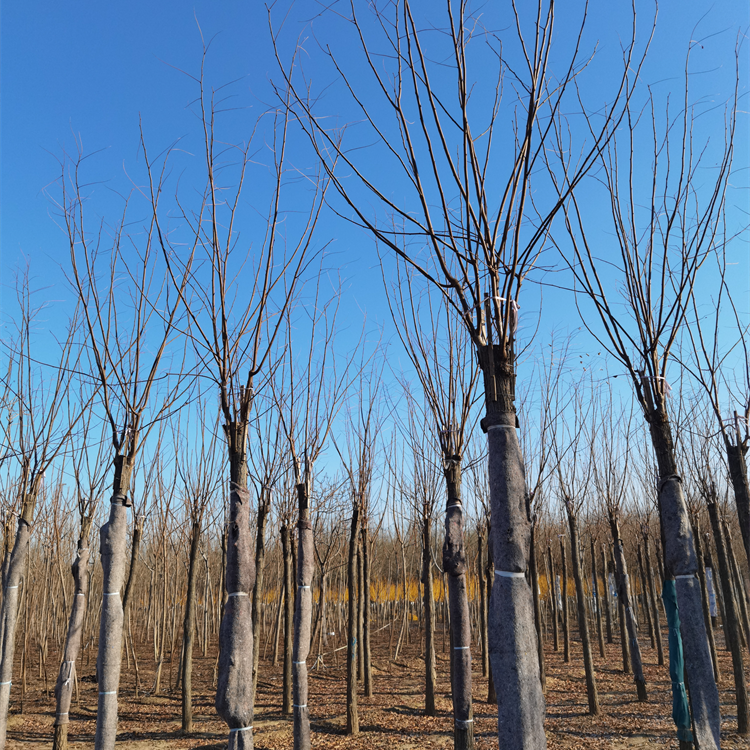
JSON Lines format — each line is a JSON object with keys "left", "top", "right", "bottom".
{"left": 104, "top": 592, "right": 119, "bottom": 596}
{"left": 293, "top": 661, "right": 306, "bottom": 664}
{"left": 228, "top": 592, "right": 248, "bottom": 597}
{"left": 0, "top": 682, "right": 11, "bottom": 686}
{"left": 5, "top": 586, "right": 18, "bottom": 590}
{"left": 453, "top": 646, "right": 470, "bottom": 650}
{"left": 294, "top": 704, "right": 307, "bottom": 709}
{"left": 495, "top": 570, "right": 525, "bottom": 578}
{"left": 455, "top": 719, "right": 474, "bottom": 725}
{"left": 487, "top": 424, "right": 514, "bottom": 431}
{"left": 298, "top": 585, "right": 310, "bottom": 589}
{"left": 99, "top": 691, "right": 116, "bottom": 695}
{"left": 675, "top": 575, "right": 695, "bottom": 580}
{"left": 229, "top": 726, "right": 253, "bottom": 733}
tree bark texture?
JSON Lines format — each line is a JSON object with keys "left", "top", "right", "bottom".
{"left": 547, "top": 546, "right": 559, "bottom": 652}
{"left": 0, "top": 516, "right": 31, "bottom": 749}
{"left": 181, "top": 520, "right": 201, "bottom": 733}
{"left": 422, "top": 514, "right": 437, "bottom": 717}
{"left": 529, "top": 524, "right": 546, "bottom": 692}
{"left": 647, "top": 405, "right": 720, "bottom": 750}
{"left": 215, "top": 425, "right": 256, "bottom": 750}
{"left": 692, "top": 524, "right": 720, "bottom": 681}
{"left": 480, "top": 352, "right": 545, "bottom": 750}
{"left": 707, "top": 498, "right": 748, "bottom": 735}
{"left": 726, "top": 442, "right": 750, "bottom": 567}
{"left": 281, "top": 525, "right": 294, "bottom": 717}
{"left": 361, "top": 524, "right": 373, "bottom": 698}
{"left": 560, "top": 538, "right": 570, "bottom": 664}
{"left": 610, "top": 521, "right": 647, "bottom": 702}
{"left": 478, "top": 534, "right": 489, "bottom": 678}
{"left": 293, "top": 484, "right": 314, "bottom": 750}
{"left": 95, "top": 472, "right": 131, "bottom": 750}
{"left": 601, "top": 546, "right": 613, "bottom": 644}
{"left": 346, "top": 501, "right": 359, "bottom": 735}
{"left": 591, "top": 539, "right": 605, "bottom": 658}
{"left": 53, "top": 542, "right": 91, "bottom": 750}
{"left": 442, "top": 461, "right": 473, "bottom": 750}
{"left": 566, "top": 512, "right": 599, "bottom": 714}
{"left": 252, "top": 493, "right": 269, "bottom": 702}
{"left": 642, "top": 536, "right": 665, "bottom": 667}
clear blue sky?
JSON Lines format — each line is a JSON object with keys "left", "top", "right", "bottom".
{"left": 1, "top": 0, "right": 747, "bottom": 495}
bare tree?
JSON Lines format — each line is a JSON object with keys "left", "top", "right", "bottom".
{"left": 60, "top": 138, "right": 193, "bottom": 750}
{"left": 275, "top": 3, "right": 649, "bottom": 744}
{"left": 53, "top": 395, "right": 109, "bottom": 750}
{"left": 550, "top": 46, "right": 738, "bottom": 746}
{"left": 156, "top": 49, "right": 330, "bottom": 750}
{"left": 0, "top": 274, "right": 90, "bottom": 749}
{"left": 383, "top": 262, "right": 479, "bottom": 746}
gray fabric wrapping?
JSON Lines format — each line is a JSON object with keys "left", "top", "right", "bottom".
{"left": 54, "top": 547, "right": 91, "bottom": 728}
{"left": 216, "top": 485, "right": 256, "bottom": 750}
{"left": 487, "top": 425, "right": 546, "bottom": 750}
{"left": 292, "top": 521, "right": 314, "bottom": 750}
{"left": 0, "top": 521, "right": 31, "bottom": 748}
{"left": 660, "top": 477, "right": 720, "bottom": 750}
{"left": 95, "top": 501, "right": 128, "bottom": 750}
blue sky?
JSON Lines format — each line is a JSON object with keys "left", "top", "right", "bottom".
{"left": 1, "top": 1, "right": 748, "bottom": 514}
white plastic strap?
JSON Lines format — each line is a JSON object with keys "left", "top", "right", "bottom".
{"left": 0, "top": 681, "right": 11, "bottom": 686}
{"left": 495, "top": 570, "right": 525, "bottom": 578}
{"left": 675, "top": 574, "right": 695, "bottom": 580}
{"left": 228, "top": 592, "right": 248, "bottom": 597}
{"left": 298, "top": 585, "right": 310, "bottom": 589}
{"left": 293, "top": 661, "right": 306, "bottom": 665}
{"left": 99, "top": 691, "right": 116, "bottom": 695}
{"left": 455, "top": 719, "right": 474, "bottom": 726}
{"left": 294, "top": 704, "right": 307, "bottom": 709}
{"left": 447, "top": 503, "right": 462, "bottom": 510}
{"left": 5, "top": 586, "right": 18, "bottom": 590}
{"left": 56, "top": 712, "right": 68, "bottom": 716}
{"left": 487, "top": 424, "right": 513, "bottom": 431}
{"left": 104, "top": 592, "right": 119, "bottom": 596}
{"left": 76, "top": 593, "right": 85, "bottom": 596}
{"left": 229, "top": 726, "right": 253, "bottom": 733}
{"left": 454, "top": 646, "right": 469, "bottom": 650}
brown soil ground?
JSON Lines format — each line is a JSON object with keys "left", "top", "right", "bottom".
{"left": 5, "top": 623, "right": 749, "bottom": 749}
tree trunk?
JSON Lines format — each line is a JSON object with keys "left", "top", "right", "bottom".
{"left": 52, "top": 532, "right": 91, "bottom": 750}
{"left": 281, "top": 524, "right": 294, "bottom": 717}
{"left": 566, "top": 511, "right": 599, "bottom": 714}
{"left": 181, "top": 519, "right": 201, "bottom": 733}
{"left": 121, "top": 514, "right": 144, "bottom": 620}
{"left": 215, "top": 423, "right": 256, "bottom": 750}
{"left": 292, "top": 483, "right": 314, "bottom": 750}
{"left": 642, "top": 536, "right": 665, "bottom": 667}
{"left": 356, "top": 538, "right": 365, "bottom": 683}
{"left": 478, "top": 534, "right": 488, "bottom": 678}
{"left": 95, "top": 455, "right": 134, "bottom": 750}
{"left": 547, "top": 546, "right": 558, "bottom": 652}
{"left": 346, "top": 500, "right": 359, "bottom": 735}
{"left": 726, "top": 440, "right": 750, "bottom": 568}
{"left": 442, "top": 460, "right": 473, "bottom": 749}
{"left": 601, "top": 546, "right": 613, "bottom": 644}
{"left": 724, "top": 520, "right": 750, "bottom": 649}
{"left": 646, "top": 401, "right": 721, "bottom": 750}
{"left": 691, "top": 525, "right": 719, "bottom": 681}
{"left": 252, "top": 492, "right": 269, "bottom": 702}
{"left": 529, "top": 522, "right": 545, "bottom": 691}
{"left": 560, "top": 537, "right": 570, "bottom": 664}
{"left": 361, "top": 524, "right": 373, "bottom": 698}
{"left": 591, "top": 539, "right": 605, "bottom": 659}
{"left": 479, "top": 351, "right": 545, "bottom": 750}
{"left": 422, "top": 513, "right": 437, "bottom": 717}
{"left": 707, "top": 498, "right": 748, "bottom": 734}
{"left": 0, "top": 510, "right": 32, "bottom": 748}
{"left": 610, "top": 517, "right": 647, "bottom": 701}
{"left": 637, "top": 544, "right": 656, "bottom": 650}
